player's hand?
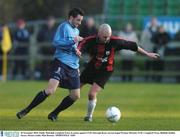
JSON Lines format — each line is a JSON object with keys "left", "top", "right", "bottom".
{"left": 75, "top": 48, "right": 82, "bottom": 58}
{"left": 147, "top": 53, "right": 160, "bottom": 59}
{"left": 78, "top": 36, "right": 84, "bottom": 41}
{"left": 74, "top": 36, "right": 84, "bottom": 43}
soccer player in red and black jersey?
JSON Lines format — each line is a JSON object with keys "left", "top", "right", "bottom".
{"left": 76, "top": 24, "right": 160, "bottom": 122}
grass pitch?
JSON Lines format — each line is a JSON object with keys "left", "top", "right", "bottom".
{"left": 0, "top": 81, "right": 180, "bottom": 130}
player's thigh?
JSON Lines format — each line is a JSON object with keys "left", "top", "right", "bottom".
{"left": 45, "top": 78, "right": 59, "bottom": 95}
{"left": 89, "top": 83, "right": 102, "bottom": 94}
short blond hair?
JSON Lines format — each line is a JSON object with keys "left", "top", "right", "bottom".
{"left": 98, "top": 24, "right": 112, "bottom": 35}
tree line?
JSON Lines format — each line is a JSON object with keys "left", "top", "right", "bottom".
{"left": 0, "top": 0, "right": 103, "bottom": 24}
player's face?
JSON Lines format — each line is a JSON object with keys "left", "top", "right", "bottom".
{"left": 71, "top": 15, "right": 83, "bottom": 28}
{"left": 98, "top": 32, "right": 111, "bottom": 43}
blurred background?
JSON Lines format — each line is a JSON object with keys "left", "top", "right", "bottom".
{"left": 0, "top": 0, "right": 180, "bottom": 83}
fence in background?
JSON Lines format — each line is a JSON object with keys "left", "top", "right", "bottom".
{"left": 0, "top": 41, "right": 180, "bottom": 82}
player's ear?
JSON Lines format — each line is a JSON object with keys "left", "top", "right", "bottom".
{"left": 69, "top": 16, "right": 74, "bottom": 20}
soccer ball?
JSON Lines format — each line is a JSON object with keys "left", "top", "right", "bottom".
{"left": 106, "top": 106, "right": 121, "bottom": 123}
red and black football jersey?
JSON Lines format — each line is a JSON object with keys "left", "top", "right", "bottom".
{"left": 78, "top": 35, "right": 138, "bottom": 71}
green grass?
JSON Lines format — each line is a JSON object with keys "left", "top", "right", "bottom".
{"left": 0, "top": 81, "right": 180, "bottom": 130}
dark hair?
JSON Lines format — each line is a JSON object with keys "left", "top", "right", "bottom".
{"left": 68, "top": 8, "right": 84, "bottom": 18}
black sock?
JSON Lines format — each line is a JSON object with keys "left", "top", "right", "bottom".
{"left": 25, "top": 90, "right": 48, "bottom": 112}
{"left": 50, "top": 96, "right": 75, "bottom": 115}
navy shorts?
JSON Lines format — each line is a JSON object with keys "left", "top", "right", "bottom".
{"left": 50, "top": 59, "right": 80, "bottom": 89}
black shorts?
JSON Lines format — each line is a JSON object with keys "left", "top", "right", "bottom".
{"left": 50, "top": 59, "right": 80, "bottom": 89}
{"left": 80, "top": 64, "right": 113, "bottom": 89}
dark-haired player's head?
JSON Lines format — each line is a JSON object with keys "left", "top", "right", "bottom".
{"left": 68, "top": 8, "right": 84, "bottom": 28}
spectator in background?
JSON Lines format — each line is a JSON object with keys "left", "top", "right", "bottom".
{"left": 151, "top": 25, "right": 171, "bottom": 82}
{"left": 80, "top": 17, "right": 97, "bottom": 37}
{"left": 141, "top": 17, "right": 160, "bottom": 81}
{"left": 118, "top": 23, "right": 138, "bottom": 81}
{"left": 36, "top": 16, "right": 57, "bottom": 80}
{"left": 174, "top": 30, "right": 180, "bottom": 41}
{"left": 13, "top": 19, "right": 30, "bottom": 80}
{"left": 37, "top": 16, "right": 56, "bottom": 43}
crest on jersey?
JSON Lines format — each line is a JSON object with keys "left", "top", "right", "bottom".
{"left": 106, "top": 51, "right": 110, "bottom": 55}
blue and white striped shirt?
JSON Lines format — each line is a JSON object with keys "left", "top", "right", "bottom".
{"left": 52, "top": 21, "right": 79, "bottom": 69}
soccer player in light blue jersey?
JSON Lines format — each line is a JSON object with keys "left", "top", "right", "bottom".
{"left": 16, "top": 8, "right": 84, "bottom": 122}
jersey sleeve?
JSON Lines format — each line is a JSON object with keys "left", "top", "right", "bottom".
{"left": 77, "top": 38, "right": 88, "bottom": 51}
{"left": 78, "top": 35, "right": 95, "bottom": 52}
{"left": 111, "top": 36, "right": 138, "bottom": 51}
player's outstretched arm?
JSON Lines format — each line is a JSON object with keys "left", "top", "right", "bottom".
{"left": 137, "top": 46, "right": 160, "bottom": 59}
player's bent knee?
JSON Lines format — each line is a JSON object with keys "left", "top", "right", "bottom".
{"left": 70, "top": 94, "right": 80, "bottom": 101}
{"left": 45, "top": 88, "right": 56, "bottom": 95}
{"left": 76, "top": 94, "right": 80, "bottom": 100}
{"left": 70, "top": 90, "right": 80, "bottom": 101}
